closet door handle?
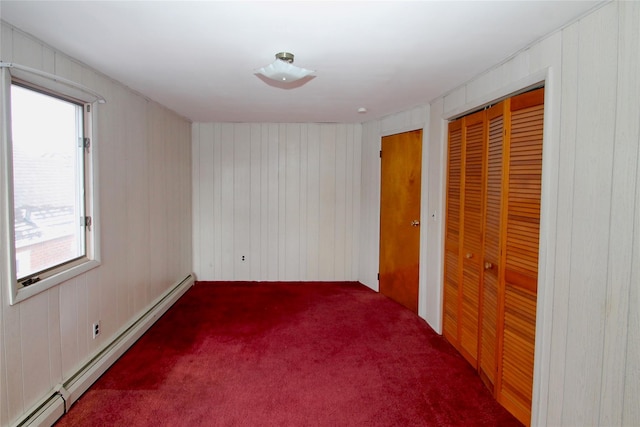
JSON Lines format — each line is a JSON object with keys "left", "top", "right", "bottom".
{"left": 465, "top": 253, "right": 473, "bottom": 259}
{"left": 484, "top": 261, "right": 493, "bottom": 270}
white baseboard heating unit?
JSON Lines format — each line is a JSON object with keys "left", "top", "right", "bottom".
{"left": 10, "top": 274, "right": 195, "bottom": 427}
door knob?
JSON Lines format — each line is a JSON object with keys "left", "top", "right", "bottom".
{"left": 411, "top": 220, "right": 420, "bottom": 227}
{"left": 465, "top": 253, "right": 473, "bottom": 259}
{"left": 484, "top": 261, "right": 493, "bottom": 270}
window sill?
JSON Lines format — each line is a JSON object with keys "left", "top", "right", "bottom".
{"left": 10, "top": 259, "right": 100, "bottom": 305}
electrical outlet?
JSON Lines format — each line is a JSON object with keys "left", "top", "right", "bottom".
{"left": 92, "top": 321, "right": 101, "bottom": 339}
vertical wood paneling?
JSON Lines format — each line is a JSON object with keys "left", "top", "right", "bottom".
{"left": 147, "top": 102, "right": 169, "bottom": 299}
{"left": 624, "top": 150, "right": 640, "bottom": 425}
{"left": 19, "top": 294, "right": 50, "bottom": 410}
{"left": 544, "top": 21, "right": 579, "bottom": 426}
{"left": 179, "top": 120, "right": 191, "bottom": 276}
{"left": 195, "top": 124, "right": 209, "bottom": 279}
{"left": 306, "top": 124, "right": 321, "bottom": 279}
{"left": 350, "top": 125, "right": 362, "bottom": 280}
{"left": 278, "top": 125, "right": 287, "bottom": 279}
{"left": 1, "top": 297, "right": 24, "bottom": 419}
{"left": 250, "top": 124, "right": 262, "bottom": 280}
{"left": 192, "top": 122, "right": 361, "bottom": 282}
{"left": 75, "top": 274, "right": 89, "bottom": 365}
{"left": 1, "top": 23, "right": 192, "bottom": 425}
{"left": 58, "top": 278, "right": 79, "bottom": 377}
{"left": 467, "top": 71, "right": 501, "bottom": 105}
{"left": 233, "top": 124, "right": 251, "bottom": 280}
{"left": 358, "top": 121, "right": 382, "bottom": 290}
{"left": 0, "top": 314, "right": 7, "bottom": 427}
{"left": 318, "top": 125, "right": 337, "bottom": 280}
{"left": 267, "top": 124, "right": 279, "bottom": 280}
{"left": 95, "top": 78, "right": 118, "bottom": 342}
{"left": 602, "top": 2, "right": 640, "bottom": 424}
{"left": 344, "top": 125, "right": 355, "bottom": 279}
{"left": 84, "top": 269, "right": 100, "bottom": 355}
{"left": 47, "top": 287, "right": 62, "bottom": 384}
{"left": 112, "top": 85, "right": 129, "bottom": 321}
{"left": 528, "top": 32, "right": 562, "bottom": 74}
{"left": 212, "top": 123, "right": 223, "bottom": 280}
{"left": 443, "top": 87, "right": 467, "bottom": 115}
{"left": 285, "top": 124, "right": 300, "bottom": 280}
{"left": 561, "top": 6, "right": 618, "bottom": 424}
{"left": 220, "top": 124, "right": 235, "bottom": 279}
{"left": 334, "top": 125, "right": 347, "bottom": 279}
{"left": 299, "top": 126, "right": 309, "bottom": 279}
{"left": 530, "top": 30, "right": 563, "bottom": 427}
{"left": 125, "top": 94, "right": 149, "bottom": 315}
{"left": 260, "top": 124, "right": 270, "bottom": 279}
{"left": 12, "top": 29, "right": 43, "bottom": 69}
{"left": 164, "top": 109, "right": 178, "bottom": 285}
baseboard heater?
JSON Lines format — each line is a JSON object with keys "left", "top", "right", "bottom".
{"left": 11, "top": 274, "right": 195, "bottom": 427}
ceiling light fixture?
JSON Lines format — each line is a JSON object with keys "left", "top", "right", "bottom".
{"left": 255, "top": 52, "right": 314, "bottom": 83}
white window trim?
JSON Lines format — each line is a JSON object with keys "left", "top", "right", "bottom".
{"left": 1, "top": 63, "right": 104, "bottom": 305}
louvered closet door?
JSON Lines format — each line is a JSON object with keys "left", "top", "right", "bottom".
{"left": 459, "top": 110, "right": 486, "bottom": 365}
{"left": 497, "top": 88, "right": 544, "bottom": 425}
{"left": 443, "top": 120, "right": 463, "bottom": 345}
{"left": 478, "top": 101, "right": 508, "bottom": 389}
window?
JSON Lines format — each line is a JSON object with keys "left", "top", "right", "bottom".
{"left": 1, "top": 64, "right": 102, "bottom": 304}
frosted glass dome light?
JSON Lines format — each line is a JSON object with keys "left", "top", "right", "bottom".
{"left": 255, "top": 52, "right": 314, "bottom": 83}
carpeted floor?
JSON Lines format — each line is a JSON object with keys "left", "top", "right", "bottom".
{"left": 55, "top": 281, "right": 522, "bottom": 426}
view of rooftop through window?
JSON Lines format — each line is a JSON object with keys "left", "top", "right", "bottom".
{"left": 11, "top": 84, "right": 86, "bottom": 280}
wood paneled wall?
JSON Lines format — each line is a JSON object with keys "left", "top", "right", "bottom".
{"left": 0, "top": 23, "right": 192, "bottom": 425}
{"left": 427, "top": 2, "right": 639, "bottom": 425}
{"left": 192, "top": 123, "right": 361, "bottom": 282}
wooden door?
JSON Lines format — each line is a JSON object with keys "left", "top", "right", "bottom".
{"left": 496, "top": 88, "right": 544, "bottom": 425}
{"left": 459, "top": 110, "right": 487, "bottom": 366}
{"left": 379, "top": 129, "right": 422, "bottom": 313}
{"left": 478, "top": 101, "right": 508, "bottom": 390}
{"left": 443, "top": 120, "right": 463, "bottom": 344}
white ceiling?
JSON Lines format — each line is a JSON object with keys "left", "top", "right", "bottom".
{"left": 1, "top": 1, "right": 603, "bottom": 123}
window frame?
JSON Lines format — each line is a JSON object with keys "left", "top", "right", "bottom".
{"left": 1, "top": 64, "right": 102, "bottom": 305}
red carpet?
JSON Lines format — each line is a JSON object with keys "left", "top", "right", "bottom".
{"left": 55, "top": 282, "right": 522, "bottom": 426}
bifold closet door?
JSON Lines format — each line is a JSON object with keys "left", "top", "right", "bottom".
{"left": 496, "top": 88, "right": 544, "bottom": 425}
{"left": 478, "top": 101, "right": 508, "bottom": 390}
{"left": 459, "top": 110, "right": 487, "bottom": 365}
{"left": 443, "top": 110, "right": 487, "bottom": 364}
{"left": 443, "top": 87, "right": 544, "bottom": 426}
{"left": 443, "top": 120, "right": 462, "bottom": 346}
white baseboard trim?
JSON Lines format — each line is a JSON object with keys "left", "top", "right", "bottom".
{"left": 11, "top": 274, "right": 194, "bottom": 427}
